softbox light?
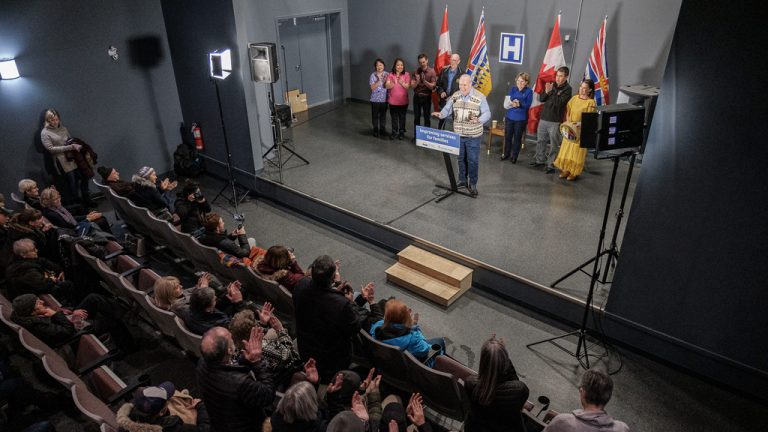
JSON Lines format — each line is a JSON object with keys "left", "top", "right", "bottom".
{"left": 209, "top": 49, "right": 232, "bottom": 80}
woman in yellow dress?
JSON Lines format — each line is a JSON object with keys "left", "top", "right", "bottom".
{"left": 554, "top": 79, "right": 596, "bottom": 181}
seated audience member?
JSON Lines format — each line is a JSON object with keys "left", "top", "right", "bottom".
{"left": 198, "top": 213, "right": 265, "bottom": 265}
{"left": 131, "top": 166, "right": 176, "bottom": 220}
{"left": 11, "top": 293, "right": 133, "bottom": 348}
{"left": 543, "top": 369, "right": 630, "bottom": 432}
{"left": 5, "top": 239, "right": 81, "bottom": 302}
{"left": 338, "top": 280, "right": 384, "bottom": 333}
{"left": 463, "top": 336, "right": 530, "bottom": 432}
{"left": 182, "top": 283, "right": 245, "bottom": 335}
{"left": 96, "top": 165, "right": 135, "bottom": 198}
{"left": 271, "top": 381, "right": 328, "bottom": 432}
{"left": 7, "top": 209, "right": 59, "bottom": 261}
{"left": 197, "top": 326, "right": 275, "bottom": 432}
{"left": 0, "top": 204, "right": 12, "bottom": 277}
{"left": 293, "top": 255, "right": 366, "bottom": 383}
{"left": 18, "top": 179, "right": 43, "bottom": 210}
{"left": 370, "top": 299, "right": 445, "bottom": 366}
{"left": 322, "top": 368, "right": 383, "bottom": 422}
{"left": 152, "top": 273, "right": 214, "bottom": 316}
{"left": 229, "top": 304, "right": 302, "bottom": 386}
{"left": 39, "top": 187, "right": 112, "bottom": 238}
{"left": 252, "top": 245, "right": 306, "bottom": 291}
{"left": 375, "top": 393, "right": 431, "bottom": 432}
{"left": 116, "top": 381, "right": 210, "bottom": 432}
{"left": 174, "top": 180, "right": 211, "bottom": 236}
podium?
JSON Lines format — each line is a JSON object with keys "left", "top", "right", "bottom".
{"left": 415, "top": 126, "right": 475, "bottom": 202}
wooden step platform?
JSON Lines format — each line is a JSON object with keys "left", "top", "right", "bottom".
{"left": 385, "top": 245, "right": 473, "bottom": 307}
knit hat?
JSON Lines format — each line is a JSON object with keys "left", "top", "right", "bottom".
{"left": 379, "top": 402, "right": 408, "bottom": 432}
{"left": 138, "top": 166, "right": 156, "bottom": 179}
{"left": 12, "top": 294, "right": 38, "bottom": 317}
{"left": 97, "top": 166, "right": 115, "bottom": 181}
{"left": 133, "top": 381, "right": 175, "bottom": 416}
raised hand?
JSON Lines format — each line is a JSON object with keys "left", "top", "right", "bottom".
{"left": 197, "top": 273, "right": 211, "bottom": 288}
{"left": 326, "top": 372, "right": 344, "bottom": 393}
{"left": 359, "top": 368, "right": 375, "bottom": 391}
{"left": 241, "top": 326, "right": 264, "bottom": 363}
{"left": 361, "top": 282, "right": 375, "bottom": 304}
{"left": 268, "top": 315, "right": 284, "bottom": 332}
{"left": 366, "top": 375, "right": 382, "bottom": 395}
{"left": 351, "top": 392, "right": 369, "bottom": 421}
{"left": 226, "top": 282, "right": 243, "bottom": 303}
{"left": 72, "top": 309, "right": 88, "bottom": 320}
{"left": 303, "top": 358, "right": 319, "bottom": 384}
{"left": 258, "top": 302, "right": 274, "bottom": 326}
{"left": 407, "top": 392, "right": 426, "bottom": 426}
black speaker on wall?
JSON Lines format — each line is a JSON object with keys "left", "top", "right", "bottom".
{"left": 248, "top": 42, "right": 279, "bottom": 83}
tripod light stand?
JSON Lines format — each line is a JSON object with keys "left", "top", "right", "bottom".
{"left": 208, "top": 49, "right": 249, "bottom": 220}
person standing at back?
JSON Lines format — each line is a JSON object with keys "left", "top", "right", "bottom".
{"left": 531, "top": 67, "right": 572, "bottom": 173}
{"left": 410, "top": 54, "right": 437, "bottom": 136}
{"left": 292, "top": 255, "right": 363, "bottom": 383}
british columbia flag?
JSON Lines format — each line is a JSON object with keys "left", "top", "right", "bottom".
{"left": 585, "top": 17, "right": 610, "bottom": 106}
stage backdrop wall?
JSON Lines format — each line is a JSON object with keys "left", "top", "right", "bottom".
{"left": 347, "top": 0, "right": 681, "bottom": 121}
{"left": 606, "top": 1, "right": 768, "bottom": 398}
{"left": 0, "top": 0, "right": 182, "bottom": 200}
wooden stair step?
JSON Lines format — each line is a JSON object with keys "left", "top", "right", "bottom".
{"left": 385, "top": 262, "right": 469, "bottom": 307}
{"left": 397, "top": 245, "right": 472, "bottom": 289}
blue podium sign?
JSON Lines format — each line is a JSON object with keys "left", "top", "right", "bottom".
{"left": 416, "top": 126, "right": 460, "bottom": 155}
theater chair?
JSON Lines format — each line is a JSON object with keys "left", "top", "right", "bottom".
{"left": 404, "top": 351, "right": 469, "bottom": 421}
{"left": 242, "top": 268, "right": 295, "bottom": 318}
{"left": 74, "top": 242, "right": 124, "bottom": 276}
{"left": 71, "top": 383, "right": 119, "bottom": 430}
{"left": 10, "top": 192, "right": 31, "bottom": 210}
{"left": 360, "top": 330, "right": 414, "bottom": 392}
{"left": 174, "top": 316, "right": 202, "bottom": 358}
{"left": 142, "top": 293, "right": 179, "bottom": 338}
{"left": 0, "top": 294, "right": 21, "bottom": 333}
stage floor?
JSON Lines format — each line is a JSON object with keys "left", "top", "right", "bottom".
{"left": 259, "top": 101, "right": 639, "bottom": 304}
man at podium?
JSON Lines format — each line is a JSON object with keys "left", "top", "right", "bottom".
{"left": 432, "top": 74, "right": 490, "bottom": 196}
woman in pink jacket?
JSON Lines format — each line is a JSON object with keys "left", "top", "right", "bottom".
{"left": 385, "top": 58, "right": 410, "bottom": 140}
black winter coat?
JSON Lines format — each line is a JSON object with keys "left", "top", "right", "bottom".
{"left": 198, "top": 230, "right": 250, "bottom": 258}
{"left": 11, "top": 310, "right": 75, "bottom": 346}
{"left": 196, "top": 359, "right": 275, "bottom": 432}
{"left": 463, "top": 358, "right": 530, "bottom": 432}
{"left": 292, "top": 278, "right": 363, "bottom": 382}
{"left": 174, "top": 198, "right": 211, "bottom": 234}
{"left": 5, "top": 257, "right": 61, "bottom": 299}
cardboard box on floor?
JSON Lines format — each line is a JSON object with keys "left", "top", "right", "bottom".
{"left": 285, "top": 89, "right": 308, "bottom": 113}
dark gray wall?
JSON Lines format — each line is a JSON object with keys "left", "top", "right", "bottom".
{"left": 606, "top": 1, "right": 768, "bottom": 395}
{"left": 161, "top": 0, "right": 257, "bottom": 183}
{"left": 348, "top": 0, "right": 680, "bottom": 120}
{"left": 0, "top": 0, "right": 182, "bottom": 200}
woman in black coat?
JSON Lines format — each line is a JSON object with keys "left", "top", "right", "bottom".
{"left": 463, "top": 336, "right": 530, "bottom": 432}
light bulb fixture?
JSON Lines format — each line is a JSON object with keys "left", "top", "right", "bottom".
{"left": 0, "top": 58, "right": 20, "bottom": 80}
{"left": 107, "top": 46, "right": 119, "bottom": 61}
{"left": 209, "top": 49, "right": 232, "bottom": 80}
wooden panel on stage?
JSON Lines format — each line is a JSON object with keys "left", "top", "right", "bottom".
{"left": 386, "top": 245, "right": 472, "bottom": 307}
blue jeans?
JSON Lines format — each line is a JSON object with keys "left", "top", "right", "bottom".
{"left": 504, "top": 119, "right": 527, "bottom": 158}
{"left": 458, "top": 136, "right": 481, "bottom": 186}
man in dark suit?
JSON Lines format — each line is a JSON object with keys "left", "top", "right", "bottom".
{"left": 435, "top": 53, "right": 463, "bottom": 130}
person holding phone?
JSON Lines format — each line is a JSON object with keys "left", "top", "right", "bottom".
{"left": 199, "top": 213, "right": 265, "bottom": 266}
{"left": 502, "top": 72, "right": 533, "bottom": 163}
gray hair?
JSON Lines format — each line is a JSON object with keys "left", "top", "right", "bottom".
{"left": 580, "top": 369, "right": 614, "bottom": 407}
{"left": 18, "top": 179, "right": 37, "bottom": 194}
{"left": 13, "top": 238, "right": 36, "bottom": 256}
{"left": 276, "top": 381, "right": 318, "bottom": 423}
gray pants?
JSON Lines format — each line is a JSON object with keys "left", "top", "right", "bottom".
{"left": 535, "top": 120, "right": 562, "bottom": 168}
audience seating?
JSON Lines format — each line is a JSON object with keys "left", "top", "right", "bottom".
{"left": 0, "top": 295, "right": 21, "bottom": 333}
{"left": 404, "top": 351, "right": 468, "bottom": 421}
{"left": 9, "top": 192, "right": 30, "bottom": 209}
{"left": 71, "top": 383, "right": 119, "bottom": 430}
{"left": 142, "top": 293, "right": 179, "bottom": 338}
{"left": 358, "top": 330, "right": 414, "bottom": 392}
{"left": 173, "top": 316, "right": 202, "bottom": 358}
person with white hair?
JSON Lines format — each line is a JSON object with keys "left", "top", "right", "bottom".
{"left": 432, "top": 74, "right": 491, "bottom": 196}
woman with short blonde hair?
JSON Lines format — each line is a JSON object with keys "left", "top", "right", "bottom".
{"left": 501, "top": 72, "right": 533, "bottom": 163}
{"left": 152, "top": 276, "right": 183, "bottom": 311}
{"left": 40, "top": 108, "right": 91, "bottom": 206}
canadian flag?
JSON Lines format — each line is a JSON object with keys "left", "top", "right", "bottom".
{"left": 527, "top": 14, "right": 567, "bottom": 134}
{"left": 433, "top": 6, "right": 451, "bottom": 110}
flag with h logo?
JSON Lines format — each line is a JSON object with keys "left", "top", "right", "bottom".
{"left": 466, "top": 9, "right": 492, "bottom": 96}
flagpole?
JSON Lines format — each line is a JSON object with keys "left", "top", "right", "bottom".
{"left": 569, "top": 0, "right": 585, "bottom": 71}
